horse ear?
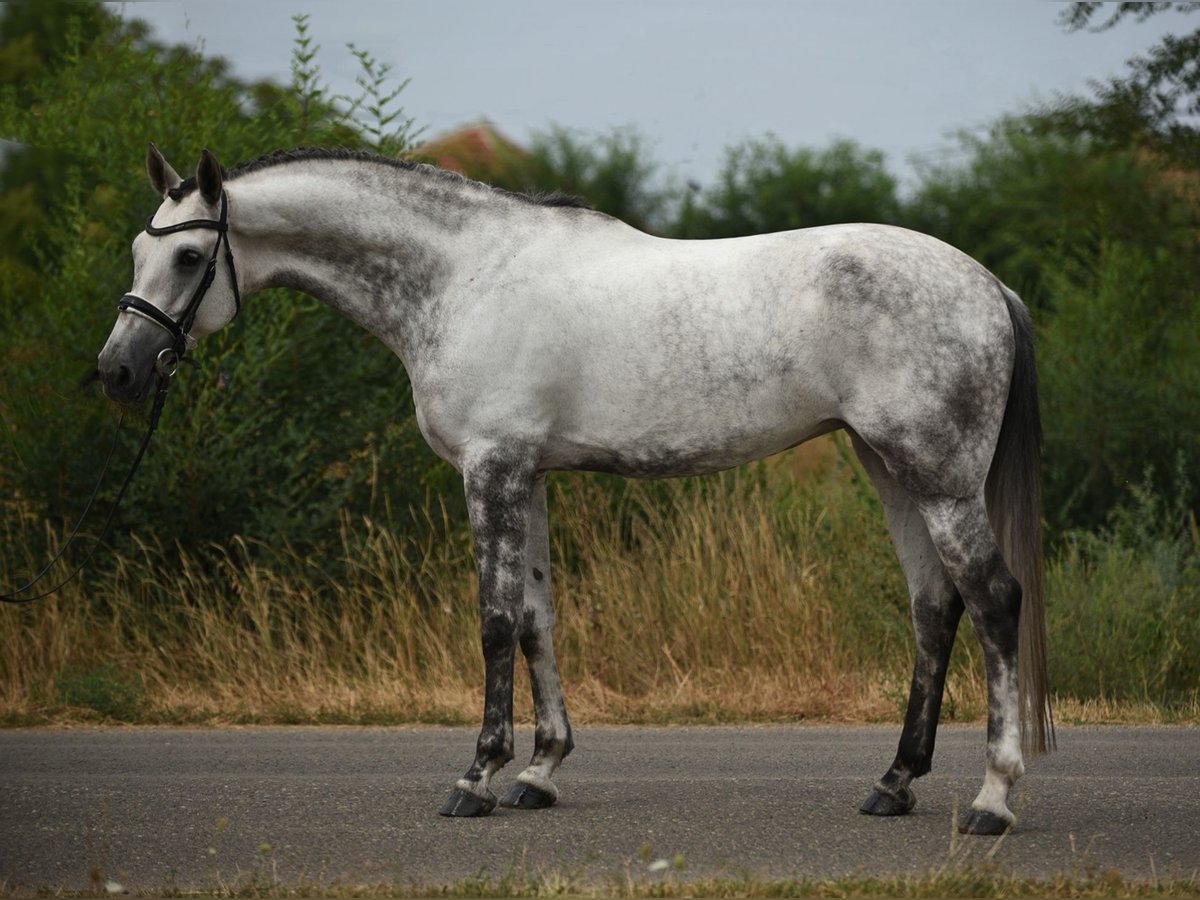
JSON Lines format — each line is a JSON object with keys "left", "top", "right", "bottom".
{"left": 196, "top": 149, "right": 224, "bottom": 205}
{"left": 146, "top": 142, "right": 182, "bottom": 198}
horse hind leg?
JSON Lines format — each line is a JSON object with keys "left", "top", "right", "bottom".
{"left": 916, "top": 493, "right": 1025, "bottom": 835}
{"left": 500, "top": 473, "right": 575, "bottom": 810}
{"left": 851, "top": 436, "right": 965, "bottom": 818}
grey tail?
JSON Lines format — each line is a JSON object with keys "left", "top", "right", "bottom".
{"left": 986, "top": 281, "right": 1055, "bottom": 755}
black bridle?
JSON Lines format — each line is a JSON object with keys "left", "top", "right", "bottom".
{"left": 117, "top": 189, "right": 242, "bottom": 367}
{"left": 1, "top": 191, "right": 241, "bottom": 604}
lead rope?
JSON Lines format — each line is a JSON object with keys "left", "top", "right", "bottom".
{"left": 0, "top": 352, "right": 178, "bottom": 604}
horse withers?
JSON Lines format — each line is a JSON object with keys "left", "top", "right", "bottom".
{"left": 97, "top": 145, "right": 1053, "bottom": 835}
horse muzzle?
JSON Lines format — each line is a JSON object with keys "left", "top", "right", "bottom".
{"left": 97, "top": 338, "right": 170, "bottom": 406}
{"left": 97, "top": 357, "right": 150, "bottom": 405}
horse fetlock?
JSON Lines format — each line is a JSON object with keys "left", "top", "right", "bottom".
{"left": 475, "top": 735, "right": 514, "bottom": 770}
{"left": 533, "top": 726, "right": 572, "bottom": 761}
{"left": 986, "top": 745, "right": 1025, "bottom": 781}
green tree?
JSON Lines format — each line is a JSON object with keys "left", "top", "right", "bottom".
{"left": 674, "top": 136, "right": 900, "bottom": 239}
{"left": 1052, "top": 2, "right": 1200, "bottom": 165}
{"left": 0, "top": 4, "right": 449, "bottom": 571}
{"left": 486, "top": 124, "right": 671, "bottom": 233}
{"left": 0, "top": 2, "right": 108, "bottom": 296}
{"left": 904, "top": 115, "right": 1193, "bottom": 305}
{"left": 0, "top": 0, "right": 107, "bottom": 103}
{"left": 1039, "top": 242, "right": 1200, "bottom": 530}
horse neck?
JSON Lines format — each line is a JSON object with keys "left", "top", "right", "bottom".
{"left": 230, "top": 162, "right": 509, "bottom": 369}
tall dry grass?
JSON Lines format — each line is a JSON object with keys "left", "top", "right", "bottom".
{"left": 3, "top": 440, "right": 1196, "bottom": 726}
{"left": 0, "top": 444, "right": 990, "bottom": 725}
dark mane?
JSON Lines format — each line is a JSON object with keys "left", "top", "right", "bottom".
{"left": 167, "top": 146, "right": 594, "bottom": 211}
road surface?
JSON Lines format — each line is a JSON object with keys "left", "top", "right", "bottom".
{"left": 1, "top": 725, "right": 1197, "bottom": 891}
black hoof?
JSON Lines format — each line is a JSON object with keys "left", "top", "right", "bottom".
{"left": 958, "top": 808, "right": 1013, "bottom": 835}
{"left": 439, "top": 786, "right": 496, "bottom": 817}
{"left": 499, "top": 781, "right": 557, "bottom": 810}
{"left": 859, "top": 785, "right": 916, "bottom": 816}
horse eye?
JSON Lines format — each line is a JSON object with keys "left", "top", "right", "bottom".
{"left": 176, "top": 248, "right": 203, "bottom": 267}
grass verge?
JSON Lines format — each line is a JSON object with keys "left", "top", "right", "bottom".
{"left": 2, "top": 867, "right": 1197, "bottom": 898}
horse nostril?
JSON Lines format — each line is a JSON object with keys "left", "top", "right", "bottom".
{"left": 99, "top": 361, "right": 136, "bottom": 399}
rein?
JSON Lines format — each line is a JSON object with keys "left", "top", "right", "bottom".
{"left": 2, "top": 192, "right": 239, "bottom": 604}
{"left": 0, "top": 360, "right": 176, "bottom": 604}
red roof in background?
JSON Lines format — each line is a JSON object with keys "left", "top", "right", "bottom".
{"left": 415, "top": 121, "right": 529, "bottom": 180}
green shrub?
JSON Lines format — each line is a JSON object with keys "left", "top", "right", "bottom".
{"left": 0, "top": 6, "right": 456, "bottom": 576}
{"left": 55, "top": 662, "right": 143, "bottom": 719}
{"left": 1039, "top": 243, "right": 1200, "bottom": 531}
{"left": 1048, "top": 465, "right": 1200, "bottom": 704}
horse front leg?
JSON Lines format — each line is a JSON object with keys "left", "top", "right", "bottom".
{"left": 500, "top": 473, "right": 574, "bottom": 810}
{"left": 439, "top": 447, "right": 538, "bottom": 818}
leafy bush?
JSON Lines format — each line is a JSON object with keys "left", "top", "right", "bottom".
{"left": 1039, "top": 242, "right": 1200, "bottom": 530}
{"left": 1049, "top": 466, "right": 1200, "bottom": 704}
{"left": 0, "top": 6, "right": 457, "bottom": 576}
{"left": 675, "top": 136, "right": 901, "bottom": 238}
{"left": 55, "top": 662, "right": 144, "bottom": 720}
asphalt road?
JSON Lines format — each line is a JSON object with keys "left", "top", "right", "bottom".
{"left": 1, "top": 725, "right": 1197, "bottom": 891}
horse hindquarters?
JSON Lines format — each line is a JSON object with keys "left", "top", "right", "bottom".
{"left": 852, "top": 282, "right": 1050, "bottom": 834}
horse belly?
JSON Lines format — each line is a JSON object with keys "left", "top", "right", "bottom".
{"left": 543, "top": 362, "right": 838, "bottom": 478}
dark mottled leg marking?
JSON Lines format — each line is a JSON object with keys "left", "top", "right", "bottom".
{"left": 853, "top": 435, "right": 965, "bottom": 818}
{"left": 500, "top": 475, "right": 574, "bottom": 810}
{"left": 918, "top": 495, "right": 1025, "bottom": 834}
{"left": 440, "top": 447, "right": 537, "bottom": 818}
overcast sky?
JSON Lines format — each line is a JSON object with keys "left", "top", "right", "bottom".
{"left": 108, "top": 1, "right": 1190, "bottom": 190}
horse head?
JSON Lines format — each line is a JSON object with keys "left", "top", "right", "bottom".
{"left": 97, "top": 144, "right": 241, "bottom": 404}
